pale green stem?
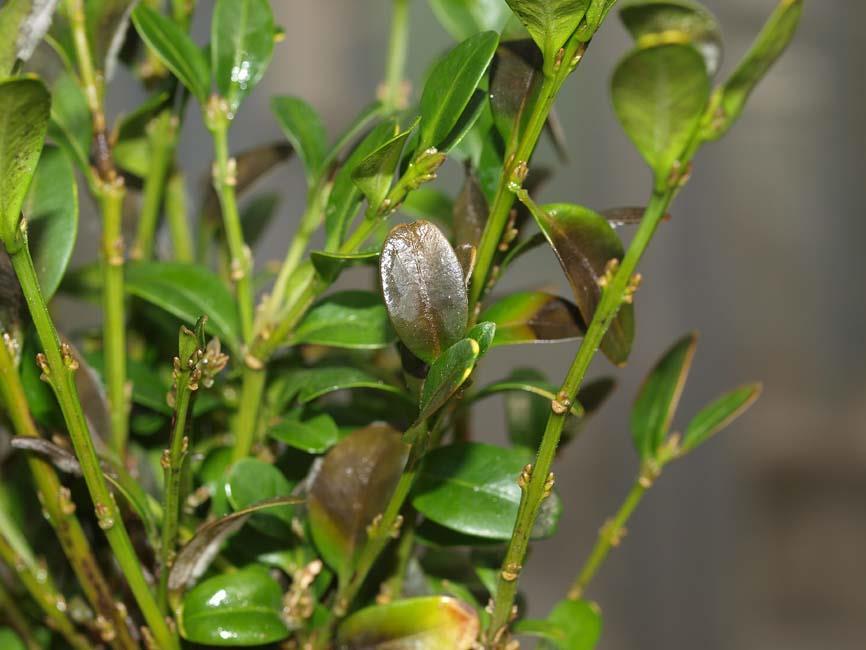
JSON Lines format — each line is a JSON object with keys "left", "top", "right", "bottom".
{"left": 382, "top": 0, "right": 410, "bottom": 111}
{"left": 165, "top": 171, "right": 194, "bottom": 262}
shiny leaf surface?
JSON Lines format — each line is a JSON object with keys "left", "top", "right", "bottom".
{"left": 268, "top": 411, "right": 340, "bottom": 454}
{"left": 631, "top": 333, "right": 697, "bottom": 460}
{"left": 681, "top": 383, "right": 761, "bottom": 454}
{"left": 516, "top": 599, "right": 602, "bottom": 649}
{"left": 308, "top": 424, "right": 409, "bottom": 582}
{"left": 293, "top": 290, "right": 395, "bottom": 349}
{"left": 226, "top": 459, "right": 295, "bottom": 538}
{"left": 380, "top": 220, "right": 469, "bottom": 363}
{"left": 271, "top": 95, "right": 328, "bottom": 184}
{"left": 418, "top": 338, "right": 480, "bottom": 421}
{"left": 310, "top": 249, "right": 380, "bottom": 283}
{"left": 352, "top": 125, "right": 414, "bottom": 212}
{"left": 504, "top": 0, "right": 589, "bottom": 67}
{"left": 429, "top": 0, "right": 515, "bottom": 41}
{"left": 338, "top": 596, "right": 479, "bottom": 650}
{"left": 480, "top": 291, "right": 585, "bottom": 346}
{"left": 489, "top": 38, "right": 543, "bottom": 149}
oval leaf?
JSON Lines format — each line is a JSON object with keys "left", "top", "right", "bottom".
{"left": 413, "top": 442, "right": 561, "bottom": 540}
{"left": 212, "top": 0, "right": 275, "bottom": 115}
{"left": 418, "top": 338, "right": 480, "bottom": 421}
{"left": 338, "top": 596, "right": 479, "bottom": 650}
{"left": 131, "top": 4, "right": 210, "bottom": 103}
{"left": 516, "top": 598, "right": 602, "bottom": 650}
{"left": 0, "top": 78, "right": 49, "bottom": 252}
{"left": 23, "top": 146, "right": 77, "bottom": 299}
{"left": 620, "top": 0, "right": 723, "bottom": 75}
{"left": 352, "top": 125, "right": 413, "bottom": 212}
{"left": 271, "top": 95, "right": 328, "bottom": 184}
{"left": 380, "top": 220, "right": 469, "bottom": 363}
{"left": 530, "top": 203, "right": 634, "bottom": 364}
{"left": 308, "top": 424, "right": 409, "bottom": 583}
{"left": 681, "top": 383, "right": 761, "bottom": 454}
{"left": 504, "top": 0, "right": 589, "bottom": 67}
{"left": 268, "top": 411, "right": 340, "bottom": 454}
{"left": 611, "top": 43, "right": 710, "bottom": 182}
{"left": 178, "top": 565, "right": 289, "bottom": 646}
{"left": 631, "top": 333, "right": 697, "bottom": 460}
{"left": 226, "top": 459, "right": 295, "bottom": 538}
{"left": 419, "top": 30, "right": 499, "bottom": 151}
{"left": 454, "top": 170, "right": 488, "bottom": 249}
{"left": 125, "top": 261, "right": 241, "bottom": 353}
{"left": 480, "top": 291, "right": 586, "bottom": 346}
{"left": 489, "top": 38, "right": 544, "bottom": 150}
{"left": 292, "top": 290, "right": 395, "bottom": 350}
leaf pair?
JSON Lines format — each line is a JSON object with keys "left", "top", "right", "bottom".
{"left": 132, "top": 0, "right": 276, "bottom": 113}
{"left": 631, "top": 333, "right": 761, "bottom": 462}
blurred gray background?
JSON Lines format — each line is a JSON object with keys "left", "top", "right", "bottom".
{"left": 71, "top": 1, "right": 863, "bottom": 648}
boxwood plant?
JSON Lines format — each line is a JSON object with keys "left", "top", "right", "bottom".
{"left": 0, "top": 0, "right": 801, "bottom": 648}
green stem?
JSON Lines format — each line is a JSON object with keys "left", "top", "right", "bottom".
{"left": 99, "top": 184, "right": 130, "bottom": 457}
{"left": 382, "top": 0, "right": 410, "bottom": 111}
{"left": 165, "top": 171, "right": 194, "bottom": 262}
{"left": 469, "top": 41, "right": 587, "bottom": 317}
{"left": 9, "top": 243, "right": 179, "bottom": 650}
{"left": 206, "top": 104, "right": 254, "bottom": 343}
{"left": 567, "top": 479, "right": 647, "bottom": 600}
{"left": 231, "top": 365, "right": 266, "bottom": 462}
{"left": 486, "top": 188, "right": 675, "bottom": 641}
{"left": 131, "top": 110, "right": 177, "bottom": 261}
{"left": 0, "top": 535, "right": 90, "bottom": 650}
{"left": 0, "top": 580, "right": 40, "bottom": 650}
{"left": 0, "top": 335, "right": 138, "bottom": 649}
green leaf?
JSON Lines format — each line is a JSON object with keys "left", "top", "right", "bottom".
{"left": 292, "top": 290, "right": 395, "bottom": 350}
{"left": 268, "top": 411, "right": 340, "bottom": 454}
{"left": 681, "top": 383, "right": 761, "bottom": 454}
{"left": 310, "top": 249, "right": 380, "bottom": 283}
{"left": 271, "top": 95, "right": 328, "bottom": 184}
{"left": 611, "top": 43, "right": 710, "bottom": 183}
{"left": 288, "top": 366, "right": 410, "bottom": 404}
{"left": 0, "top": 78, "right": 50, "bottom": 254}
{"left": 631, "top": 333, "right": 697, "bottom": 460}
{"left": 400, "top": 186, "right": 454, "bottom": 226}
{"left": 226, "top": 459, "right": 295, "bottom": 538}
{"left": 413, "top": 442, "right": 561, "bottom": 540}
{"left": 480, "top": 291, "right": 585, "bottom": 346}
{"left": 131, "top": 4, "right": 210, "bottom": 103}
{"left": 125, "top": 262, "right": 241, "bottom": 353}
{"left": 352, "top": 124, "right": 415, "bottom": 213}
{"left": 380, "top": 220, "right": 469, "bottom": 363}
{"left": 419, "top": 31, "right": 499, "bottom": 151}
{"left": 212, "top": 0, "right": 275, "bottom": 115}
{"left": 515, "top": 599, "right": 602, "bottom": 649}
{"left": 0, "top": 627, "right": 26, "bottom": 650}
{"left": 619, "top": 0, "right": 723, "bottom": 75}
{"left": 489, "top": 39, "right": 544, "bottom": 151}
{"left": 178, "top": 565, "right": 289, "bottom": 646}
{"left": 467, "top": 321, "right": 496, "bottom": 356}
{"left": 324, "top": 120, "right": 397, "bottom": 248}
{"left": 528, "top": 203, "right": 633, "bottom": 364}
{"left": 429, "top": 0, "right": 515, "bottom": 41}
{"left": 418, "top": 338, "right": 481, "bottom": 422}
{"left": 23, "top": 146, "right": 78, "bottom": 299}
{"left": 308, "top": 424, "right": 409, "bottom": 583}
{"left": 48, "top": 74, "right": 92, "bottom": 175}
{"left": 709, "top": 0, "right": 803, "bottom": 140}
{"left": 0, "top": 0, "right": 58, "bottom": 74}
{"left": 504, "top": 0, "right": 589, "bottom": 68}
{"left": 338, "top": 596, "right": 480, "bottom": 650}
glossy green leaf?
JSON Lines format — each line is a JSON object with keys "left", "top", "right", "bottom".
{"left": 400, "top": 186, "right": 454, "bottom": 226}
{"left": 631, "top": 333, "right": 697, "bottom": 460}
{"left": 226, "top": 459, "right": 295, "bottom": 538}
{"left": 324, "top": 120, "right": 396, "bottom": 248}
{"left": 419, "top": 31, "right": 499, "bottom": 151}
{"left": 125, "top": 262, "right": 241, "bottom": 353}
{"left": 419, "top": 338, "right": 480, "bottom": 421}
{"left": 47, "top": 74, "right": 92, "bottom": 175}
{"left": 268, "top": 411, "right": 340, "bottom": 454}
{"left": 271, "top": 95, "right": 328, "bottom": 184}
{"left": 620, "top": 0, "right": 723, "bottom": 75}
{"left": 413, "top": 442, "right": 561, "bottom": 540}
{"left": 429, "top": 0, "right": 515, "bottom": 41}
{"left": 352, "top": 125, "right": 414, "bottom": 212}
{"left": 504, "top": 0, "right": 589, "bottom": 68}
{"left": 454, "top": 170, "right": 488, "bottom": 249}
{"left": 178, "top": 565, "right": 289, "bottom": 646}
{"left": 22, "top": 146, "right": 77, "bottom": 299}
{"left": 480, "top": 291, "right": 586, "bottom": 346}
{"left": 439, "top": 88, "right": 489, "bottom": 154}
{"left": 530, "top": 203, "right": 633, "bottom": 364}
{"left": 131, "top": 4, "right": 210, "bottom": 103}
{"left": 709, "top": 0, "right": 803, "bottom": 140}
{"left": 380, "top": 220, "right": 469, "bottom": 363}
{"left": 292, "top": 290, "right": 395, "bottom": 350}
{"left": 489, "top": 39, "right": 544, "bottom": 150}
{"left": 467, "top": 321, "right": 496, "bottom": 356}
{"left": 0, "top": 78, "right": 50, "bottom": 253}
{"left": 212, "top": 0, "right": 275, "bottom": 115}
{"left": 681, "top": 383, "right": 761, "bottom": 454}
{"left": 515, "top": 599, "right": 601, "bottom": 649}
{"left": 338, "top": 596, "right": 479, "bottom": 650}
{"left": 113, "top": 136, "right": 150, "bottom": 177}
{"left": 611, "top": 43, "right": 710, "bottom": 182}
{"left": 310, "top": 249, "right": 380, "bottom": 283}
{"left": 308, "top": 424, "right": 409, "bottom": 583}
{"left": 286, "top": 366, "right": 410, "bottom": 404}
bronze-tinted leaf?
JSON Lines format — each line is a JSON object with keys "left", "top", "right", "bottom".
{"left": 530, "top": 203, "right": 634, "bottom": 364}
{"left": 480, "top": 291, "right": 586, "bottom": 346}
{"left": 489, "top": 39, "right": 543, "bottom": 151}
{"left": 307, "top": 424, "right": 409, "bottom": 584}
{"left": 380, "top": 220, "right": 469, "bottom": 363}
{"left": 453, "top": 170, "right": 488, "bottom": 249}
